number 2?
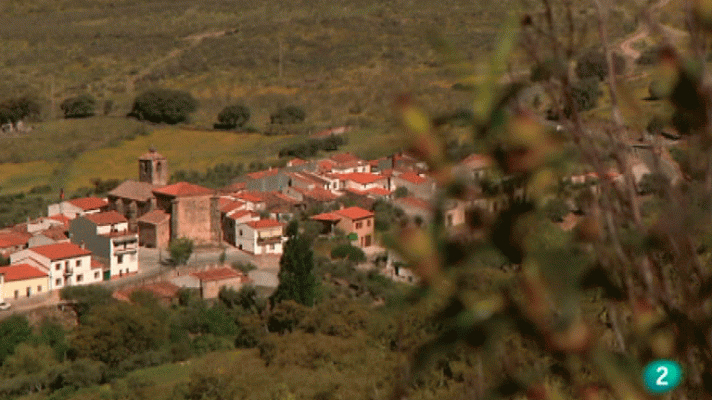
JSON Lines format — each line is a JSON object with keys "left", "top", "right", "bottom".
{"left": 656, "top": 366, "right": 669, "bottom": 386}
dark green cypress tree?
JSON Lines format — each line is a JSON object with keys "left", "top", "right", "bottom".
{"left": 271, "top": 221, "right": 318, "bottom": 307}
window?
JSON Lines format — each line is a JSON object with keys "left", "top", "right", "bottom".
{"left": 65, "top": 261, "right": 69, "bottom": 269}
{"left": 269, "top": 244, "right": 274, "bottom": 250}
{"left": 117, "top": 254, "right": 123, "bottom": 264}
{"left": 55, "top": 278, "right": 62, "bottom": 286}
{"left": 94, "top": 272, "right": 100, "bottom": 279}
{"left": 239, "top": 230, "right": 243, "bottom": 236}
{"left": 355, "top": 222, "right": 362, "bottom": 229}
{"left": 77, "top": 274, "right": 83, "bottom": 282}
{"left": 76, "top": 259, "right": 81, "bottom": 267}
{"left": 37, "top": 285, "right": 42, "bottom": 293}
{"left": 367, "top": 219, "right": 371, "bottom": 227}
{"left": 55, "top": 263, "right": 61, "bottom": 271}
{"left": 14, "top": 290, "right": 19, "bottom": 299}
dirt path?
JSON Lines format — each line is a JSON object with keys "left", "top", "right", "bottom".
{"left": 127, "top": 29, "right": 233, "bottom": 91}
{"left": 618, "top": 0, "right": 680, "bottom": 62}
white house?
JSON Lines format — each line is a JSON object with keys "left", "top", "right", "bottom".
{"left": 234, "top": 219, "right": 285, "bottom": 255}
{"left": 68, "top": 211, "right": 139, "bottom": 279}
{"left": 10, "top": 242, "right": 100, "bottom": 290}
{"left": 47, "top": 197, "right": 109, "bottom": 219}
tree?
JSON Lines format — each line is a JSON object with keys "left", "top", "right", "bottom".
{"left": 71, "top": 302, "right": 168, "bottom": 366}
{"left": 569, "top": 77, "right": 602, "bottom": 113}
{"left": 270, "top": 221, "right": 319, "bottom": 307}
{"left": 0, "top": 96, "right": 41, "bottom": 125}
{"left": 60, "top": 94, "right": 96, "bottom": 118}
{"left": 169, "top": 237, "right": 194, "bottom": 266}
{"left": 270, "top": 106, "right": 306, "bottom": 125}
{"left": 394, "top": 186, "right": 409, "bottom": 198}
{"left": 129, "top": 89, "right": 198, "bottom": 124}
{"left": 0, "top": 315, "right": 32, "bottom": 364}
{"left": 59, "top": 284, "right": 114, "bottom": 321}
{"left": 215, "top": 104, "right": 250, "bottom": 129}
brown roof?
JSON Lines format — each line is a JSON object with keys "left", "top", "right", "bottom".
{"left": 226, "top": 210, "right": 258, "bottom": 220}
{"left": 303, "top": 187, "right": 340, "bottom": 202}
{"left": 396, "top": 172, "right": 427, "bottom": 184}
{"left": 219, "top": 181, "right": 246, "bottom": 193}
{"left": 91, "top": 259, "right": 105, "bottom": 270}
{"left": 191, "top": 267, "right": 246, "bottom": 282}
{"left": 83, "top": 211, "right": 128, "bottom": 225}
{"left": 30, "top": 242, "right": 91, "bottom": 260}
{"left": 68, "top": 197, "right": 109, "bottom": 211}
{"left": 137, "top": 209, "right": 170, "bottom": 225}
{"left": 153, "top": 182, "right": 213, "bottom": 197}
{"left": 47, "top": 214, "right": 71, "bottom": 227}
{"left": 394, "top": 196, "right": 433, "bottom": 211}
{"left": 108, "top": 180, "right": 159, "bottom": 202}
{"left": 335, "top": 206, "right": 374, "bottom": 220}
{"left": 37, "top": 227, "right": 69, "bottom": 242}
{"left": 219, "top": 199, "right": 245, "bottom": 214}
{"left": 0, "top": 264, "right": 48, "bottom": 281}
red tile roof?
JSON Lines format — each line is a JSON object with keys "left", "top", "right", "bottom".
{"left": 461, "top": 153, "right": 494, "bottom": 169}
{"left": 317, "top": 160, "right": 336, "bottom": 172}
{"left": 288, "top": 158, "right": 307, "bottom": 166}
{"left": 191, "top": 267, "right": 246, "bottom": 282}
{"left": 137, "top": 209, "right": 170, "bottom": 225}
{"left": 91, "top": 259, "right": 105, "bottom": 270}
{"left": 366, "top": 187, "right": 391, "bottom": 196}
{"left": 30, "top": 242, "right": 91, "bottom": 260}
{"left": 38, "top": 227, "right": 69, "bottom": 242}
{"left": 48, "top": 214, "right": 72, "bottom": 227}
{"left": 394, "top": 196, "right": 433, "bottom": 211}
{"left": 335, "top": 206, "right": 374, "bottom": 220}
{"left": 153, "top": 182, "right": 213, "bottom": 197}
{"left": 396, "top": 172, "right": 427, "bottom": 184}
{"left": 236, "top": 192, "right": 264, "bottom": 203}
{"left": 330, "top": 152, "right": 363, "bottom": 165}
{"left": 338, "top": 172, "right": 386, "bottom": 185}
{"left": 226, "top": 210, "right": 258, "bottom": 220}
{"left": 219, "top": 199, "right": 245, "bottom": 214}
{"left": 83, "top": 211, "right": 128, "bottom": 225}
{"left": 303, "top": 187, "right": 340, "bottom": 202}
{"left": 0, "top": 264, "right": 48, "bottom": 281}
{"left": 244, "top": 219, "right": 284, "bottom": 229}
{"left": 0, "top": 232, "right": 31, "bottom": 248}
{"left": 246, "top": 168, "right": 279, "bottom": 180}
{"left": 220, "top": 181, "right": 246, "bottom": 193}
{"left": 68, "top": 197, "right": 109, "bottom": 211}
{"left": 311, "top": 212, "right": 342, "bottom": 222}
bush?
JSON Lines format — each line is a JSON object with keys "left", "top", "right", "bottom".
{"left": 128, "top": 89, "right": 198, "bottom": 124}
{"left": 569, "top": 77, "right": 602, "bottom": 113}
{"left": 270, "top": 106, "right": 306, "bottom": 125}
{"left": 530, "top": 58, "right": 566, "bottom": 82}
{"left": 330, "top": 244, "right": 367, "bottom": 263}
{"left": 0, "top": 96, "right": 41, "bottom": 124}
{"left": 60, "top": 94, "right": 96, "bottom": 118}
{"left": 215, "top": 104, "right": 250, "bottom": 129}
{"left": 575, "top": 51, "right": 625, "bottom": 81}
{"left": 542, "top": 198, "right": 569, "bottom": 222}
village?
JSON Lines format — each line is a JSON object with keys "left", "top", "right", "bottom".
{"left": 0, "top": 125, "right": 682, "bottom": 313}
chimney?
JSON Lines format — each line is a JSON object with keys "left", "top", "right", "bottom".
{"left": 80, "top": 241, "right": 85, "bottom": 249}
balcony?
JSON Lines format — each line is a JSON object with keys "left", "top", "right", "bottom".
{"left": 64, "top": 267, "right": 73, "bottom": 276}
{"left": 256, "top": 236, "right": 284, "bottom": 245}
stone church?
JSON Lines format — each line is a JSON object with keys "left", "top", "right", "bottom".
{"left": 107, "top": 149, "right": 220, "bottom": 248}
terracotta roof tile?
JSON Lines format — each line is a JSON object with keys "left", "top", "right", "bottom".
{"left": 244, "top": 219, "right": 284, "bottom": 229}
{"left": 68, "top": 197, "right": 109, "bottom": 211}
{"left": 30, "top": 242, "right": 91, "bottom": 260}
{"left": 337, "top": 172, "right": 386, "bottom": 185}
{"left": 83, "top": 211, "right": 128, "bottom": 225}
{"left": 396, "top": 172, "right": 427, "bottom": 184}
{"left": 226, "top": 210, "right": 258, "bottom": 220}
{"left": 139, "top": 149, "right": 166, "bottom": 160}
{"left": 37, "top": 227, "right": 68, "bottom": 241}
{"left": 48, "top": 214, "right": 72, "bottom": 226}
{"left": 311, "top": 212, "right": 342, "bottom": 222}
{"left": 153, "top": 182, "right": 213, "bottom": 197}
{"left": 137, "top": 210, "right": 171, "bottom": 225}
{"left": 394, "top": 196, "right": 433, "bottom": 211}
{"left": 0, "top": 232, "right": 31, "bottom": 248}
{"left": 0, "top": 264, "right": 48, "bottom": 281}
{"left": 91, "top": 259, "right": 105, "bottom": 270}
{"left": 335, "top": 206, "right": 374, "bottom": 220}
{"left": 191, "top": 267, "right": 247, "bottom": 282}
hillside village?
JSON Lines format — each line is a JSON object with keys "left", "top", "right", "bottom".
{"left": 0, "top": 126, "right": 683, "bottom": 308}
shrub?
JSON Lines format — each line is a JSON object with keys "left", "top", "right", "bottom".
{"left": 128, "top": 89, "right": 197, "bottom": 124}
{"left": 270, "top": 106, "right": 306, "bottom": 124}
{"left": 60, "top": 94, "right": 96, "bottom": 118}
{"left": 330, "top": 244, "right": 367, "bottom": 263}
{"left": 569, "top": 77, "right": 602, "bottom": 113}
{"left": 215, "top": 104, "right": 250, "bottom": 129}
{"left": 575, "top": 50, "right": 625, "bottom": 81}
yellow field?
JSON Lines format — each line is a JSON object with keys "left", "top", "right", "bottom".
{"left": 0, "top": 161, "right": 61, "bottom": 194}
{"left": 60, "top": 127, "right": 289, "bottom": 191}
